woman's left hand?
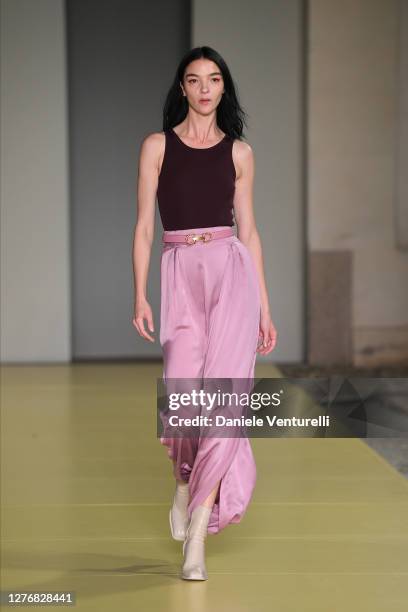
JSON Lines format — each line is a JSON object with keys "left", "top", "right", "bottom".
{"left": 257, "top": 311, "right": 277, "bottom": 355}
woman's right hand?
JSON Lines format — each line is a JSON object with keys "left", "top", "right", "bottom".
{"left": 132, "top": 298, "right": 155, "bottom": 342}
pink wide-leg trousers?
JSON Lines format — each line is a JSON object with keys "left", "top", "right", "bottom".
{"left": 159, "top": 225, "right": 261, "bottom": 534}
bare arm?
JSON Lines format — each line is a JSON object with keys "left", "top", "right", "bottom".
{"left": 232, "top": 140, "right": 277, "bottom": 355}
{"left": 132, "top": 132, "right": 164, "bottom": 342}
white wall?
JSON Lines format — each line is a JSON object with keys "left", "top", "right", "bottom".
{"left": 396, "top": 0, "right": 408, "bottom": 250}
{"left": 308, "top": 0, "right": 408, "bottom": 365}
{"left": 0, "top": 0, "right": 70, "bottom": 362}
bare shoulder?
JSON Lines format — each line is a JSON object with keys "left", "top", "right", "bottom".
{"left": 140, "top": 131, "right": 165, "bottom": 153}
{"left": 138, "top": 132, "right": 165, "bottom": 175}
{"left": 232, "top": 138, "right": 254, "bottom": 178}
{"left": 233, "top": 138, "right": 253, "bottom": 153}
{"left": 233, "top": 138, "right": 254, "bottom": 161}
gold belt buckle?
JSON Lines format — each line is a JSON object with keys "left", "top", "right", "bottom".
{"left": 185, "top": 232, "right": 213, "bottom": 245}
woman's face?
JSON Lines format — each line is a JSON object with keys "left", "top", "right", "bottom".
{"left": 181, "top": 58, "right": 224, "bottom": 114}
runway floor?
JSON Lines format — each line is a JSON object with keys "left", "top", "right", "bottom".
{"left": 1, "top": 362, "right": 408, "bottom": 611}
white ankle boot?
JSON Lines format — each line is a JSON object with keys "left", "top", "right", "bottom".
{"left": 181, "top": 505, "right": 212, "bottom": 580}
{"left": 169, "top": 481, "right": 189, "bottom": 541}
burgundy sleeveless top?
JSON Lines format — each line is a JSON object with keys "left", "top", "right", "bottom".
{"left": 157, "top": 127, "right": 236, "bottom": 231}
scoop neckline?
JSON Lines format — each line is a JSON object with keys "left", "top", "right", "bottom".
{"left": 171, "top": 127, "right": 228, "bottom": 150}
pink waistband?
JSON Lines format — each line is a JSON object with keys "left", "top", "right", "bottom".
{"left": 162, "top": 227, "right": 235, "bottom": 245}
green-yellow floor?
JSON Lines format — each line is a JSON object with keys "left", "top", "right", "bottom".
{"left": 1, "top": 363, "right": 407, "bottom": 611}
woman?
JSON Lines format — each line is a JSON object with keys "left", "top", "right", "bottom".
{"left": 132, "top": 46, "right": 277, "bottom": 580}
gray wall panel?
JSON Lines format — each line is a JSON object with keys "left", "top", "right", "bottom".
{"left": 193, "top": 0, "right": 305, "bottom": 362}
{"left": 1, "top": 0, "right": 70, "bottom": 363}
{"left": 67, "top": 0, "right": 190, "bottom": 358}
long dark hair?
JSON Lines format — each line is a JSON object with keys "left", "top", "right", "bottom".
{"left": 162, "top": 46, "right": 248, "bottom": 140}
